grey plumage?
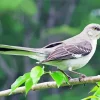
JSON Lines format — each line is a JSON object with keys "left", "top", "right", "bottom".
{"left": 0, "top": 23, "right": 100, "bottom": 71}
{"left": 42, "top": 41, "right": 92, "bottom": 62}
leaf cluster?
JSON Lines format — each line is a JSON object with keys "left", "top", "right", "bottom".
{"left": 11, "top": 66, "right": 69, "bottom": 95}
{"left": 83, "top": 82, "right": 100, "bottom": 100}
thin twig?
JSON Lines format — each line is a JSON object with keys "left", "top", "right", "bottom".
{"left": 0, "top": 75, "right": 100, "bottom": 97}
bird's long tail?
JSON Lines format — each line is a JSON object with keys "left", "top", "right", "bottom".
{"left": 0, "top": 44, "right": 46, "bottom": 61}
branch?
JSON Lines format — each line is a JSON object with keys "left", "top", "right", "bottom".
{"left": 0, "top": 75, "right": 100, "bottom": 97}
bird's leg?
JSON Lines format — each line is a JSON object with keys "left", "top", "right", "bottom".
{"left": 70, "top": 71, "right": 98, "bottom": 87}
{"left": 58, "top": 69, "right": 72, "bottom": 80}
{"left": 68, "top": 70, "right": 86, "bottom": 82}
{"left": 69, "top": 70, "right": 86, "bottom": 77}
{"left": 58, "top": 69, "right": 73, "bottom": 89}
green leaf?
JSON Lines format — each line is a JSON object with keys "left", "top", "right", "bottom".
{"left": 25, "top": 78, "right": 33, "bottom": 94}
{"left": 50, "top": 71, "right": 69, "bottom": 88}
{"left": 93, "top": 87, "right": 100, "bottom": 97}
{"left": 90, "top": 86, "right": 99, "bottom": 93}
{"left": 50, "top": 71, "right": 64, "bottom": 87}
{"left": 30, "top": 66, "right": 44, "bottom": 84}
{"left": 62, "top": 74, "right": 70, "bottom": 85}
{"left": 91, "top": 98, "right": 99, "bottom": 100}
{"left": 96, "top": 82, "right": 100, "bottom": 86}
{"left": 11, "top": 72, "right": 30, "bottom": 92}
{"left": 82, "top": 95, "right": 98, "bottom": 100}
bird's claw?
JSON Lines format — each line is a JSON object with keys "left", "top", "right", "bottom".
{"left": 67, "top": 76, "right": 72, "bottom": 80}
{"left": 79, "top": 74, "right": 86, "bottom": 82}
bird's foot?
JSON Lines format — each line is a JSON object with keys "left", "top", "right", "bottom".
{"left": 67, "top": 75, "right": 72, "bottom": 80}
{"left": 79, "top": 74, "right": 86, "bottom": 86}
{"left": 68, "top": 70, "right": 86, "bottom": 86}
{"left": 79, "top": 74, "right": 86, "bottom": 81}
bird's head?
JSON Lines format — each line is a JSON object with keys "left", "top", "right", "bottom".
{"left": 83, "top": 23, "right": 100, "bottom": 39}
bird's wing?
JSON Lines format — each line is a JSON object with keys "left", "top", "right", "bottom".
{"left": 42, "top": 41, "right": 92, "bottom": 62}
{"left": 43, "top": 41, "right": 62, "bottom": 48}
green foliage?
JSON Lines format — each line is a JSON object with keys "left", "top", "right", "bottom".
{"left": 20, "top": 0, "right": 37, "bottom": 15}
{"left": 25, "top": 78, "right": 33, "bottom": 94}
{"left": 0, "top": 0, "right": 37, "bottom": 15}
{"left": 0, "top": 0, "right": 23, "bottom": 11}
{"left": 90, "top": 86, "right": 98, "bottom": 93}
{"left": 83, "top": 82, "right": 100, "bottom": 100}
{"left": 50, "top": 71, "right": 69, "bottom": 87}
{"left": 11, "top": 72, "right": 30, "bottom": 92}
{"left": 10, "top": 66, "right": 69, "bottom": 95}
{"left": 0, "top": 0, "right": 100, "bottom": 99}
{"left": 71, "top": 0, "right": 100, "bottom": 27}
{"left": 82, "top": 96, "right": 99, "bottom": 100}
{"left": 11, "top": 66, "right": 44, "bottom": 94}
{"left": 44, "top": 25, "right": 80, "bottom": 36}
{"left": 30, "top": 66, "right": 44, "bottom": 84}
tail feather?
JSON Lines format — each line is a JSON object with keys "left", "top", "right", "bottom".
{"left": 0, "top": 44, "right": 35, "bottom": 55}
{"left": 0, "top": 44, "right": 47, "bottom": 61}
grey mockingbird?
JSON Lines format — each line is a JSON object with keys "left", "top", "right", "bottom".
{"left": 0, "top": 23, "right": 100, "bottom": 77}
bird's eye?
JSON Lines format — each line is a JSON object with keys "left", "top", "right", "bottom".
{"left": 93, "top": 27, "right": 100, "bottom": 31}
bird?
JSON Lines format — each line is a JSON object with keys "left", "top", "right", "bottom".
{"left": 0, "top": 23, "right": 100, "bottom": 77}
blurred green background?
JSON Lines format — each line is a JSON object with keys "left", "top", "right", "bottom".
{"left": 0, "top": 0, "right": 100, "bottom": 100}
